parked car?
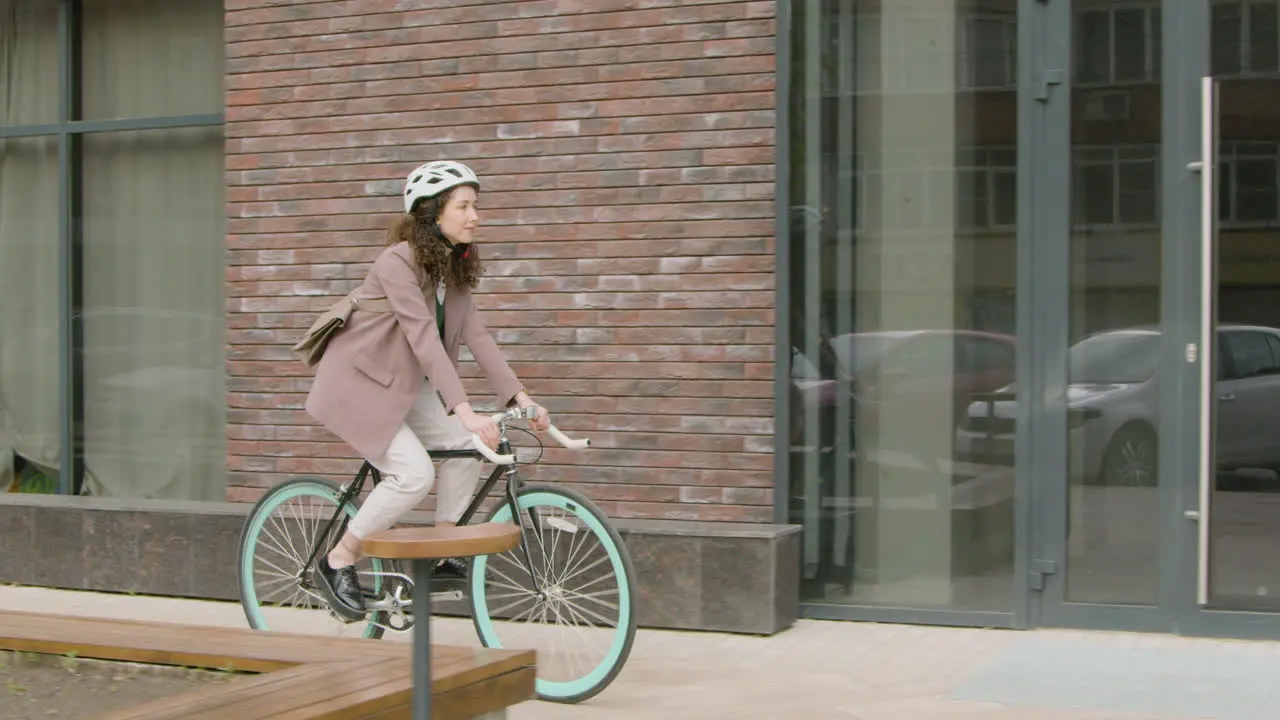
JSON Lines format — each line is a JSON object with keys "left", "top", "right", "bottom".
{"left": 789, "top": 329, "right": 1017, "bottom": 447}
{"left": 956, "top": 324, "right": 1280, "bottom": 486}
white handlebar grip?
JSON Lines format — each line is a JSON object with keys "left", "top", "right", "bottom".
{"left": 548, "top": 425, "right": 591, "bottom": 450}
{"left": 471, "top": 434, "right": 516, "bottom": 465}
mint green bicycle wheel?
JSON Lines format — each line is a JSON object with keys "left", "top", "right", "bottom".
{"left": 469, "top": 484, "right": 636, "bottom": 704}
{"left": 238, "top": 476, "right": 386, "bottom": 639}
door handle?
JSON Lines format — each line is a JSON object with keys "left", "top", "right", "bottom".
{"left": 1195, "top": 76, "right": 1219, "bottom": 609}
{"left": 1219, "top": 392, "right": 1236, "bottom": 401}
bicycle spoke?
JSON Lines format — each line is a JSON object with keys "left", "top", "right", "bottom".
{"left": 557, "top": 552, "right": 611, "bottom": 591}
{"left": 553, "top": 513, "right": 593, "bottom": 585}
{"left": 560, "top": 586, "right": 620, "bottom": 614}
{"left": 253, "top": 551, "right": 299, "bottom": 583}
{"left": 487, "top": 557, "right": 538, "bottom": 592}
{"left": 255, "top": 529, "right": 299, "bottom": 567}
{"left": 557, "top": 592, "right": 618, "bottom": 629}
{"left": 254, "top": 573, "right": 297, "bottom": 601}
{"left": 555, "top": 600, "right": 598, "bottom": 681}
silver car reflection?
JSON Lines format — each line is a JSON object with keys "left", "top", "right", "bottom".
{"left": 956, "top": 324, "right": 1280, "bottom": 486}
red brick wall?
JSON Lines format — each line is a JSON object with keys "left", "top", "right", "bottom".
{"left": 223, "top": 0, "right": 778, "bottom": 523}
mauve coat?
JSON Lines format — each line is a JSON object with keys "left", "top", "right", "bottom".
{"left": 305, "top": 241, "right": 525, "bottom": 461}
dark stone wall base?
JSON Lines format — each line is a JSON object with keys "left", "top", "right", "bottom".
{"left": 0, "top": 495, "right": 800, "bottom": 636}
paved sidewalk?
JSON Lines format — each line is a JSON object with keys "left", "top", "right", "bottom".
{"left": 0, "top": 584, "right": 1272, "bottom": 719}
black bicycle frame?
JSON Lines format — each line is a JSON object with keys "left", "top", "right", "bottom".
{"left": 301, "top": 439, "right": 542, "bottom": 591}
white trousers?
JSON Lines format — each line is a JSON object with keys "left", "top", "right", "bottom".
{"left": 347, "top": 382, "right": 481, "bottom": 539}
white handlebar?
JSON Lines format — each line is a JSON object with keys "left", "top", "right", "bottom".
{"left": 548, "top": 425, "right": 591, "bottom": 450}
{"left": 469, "top": 413, "right": 591, "bottom": 465}
{"left": 470, "top": 437, "right": 517, "bottom": 465}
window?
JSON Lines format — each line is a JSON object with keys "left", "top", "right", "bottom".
{"left": 853, "top": 148, "right": 1017, "bottom": 233}
{"left": 1219, "top": 142, "right": 1280, "bottom": 225}
{"left": 1224, "top": 331, "right": 1280, "bottom": 379}
{"left": 958, "top": 148, "right": 1018, "bottom": 230}
{"left": 0, "top": 0, "right": 225, "bottom": 500}
{"left": 1075, "top": 5, "right": 1161, "bottom": 86}
{"left": 1267, "top": 335, "right": 1280, "bottom": 366}
{"left": 1073, "top": 145, "right": 1160, "bottom": 227}
{"left": 1213, "top": 0, "right": 1280, "bottom": 76}
{"left": 850, "top": 11, "right": 1018, "bottom": 93}
{"left": 963, "top": 14, "right": 1017, "bottom": 89}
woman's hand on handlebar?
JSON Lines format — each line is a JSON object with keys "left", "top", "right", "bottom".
{"left": 456, "top": 403, "right": 500, "bottom": 448}
{"left": 516, "top": 393, "right": 551, "bottom": 431}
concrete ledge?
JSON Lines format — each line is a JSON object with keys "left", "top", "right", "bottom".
{"left": 0, "top": 494, "right": 800, "bottom": 636}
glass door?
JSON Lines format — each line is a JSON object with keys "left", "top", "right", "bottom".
{"left": 1179, "top": 0, "right": 1280, "bottom": 635}
{"left": 1031, "top": 0, "right": 1175, "bottom": 632}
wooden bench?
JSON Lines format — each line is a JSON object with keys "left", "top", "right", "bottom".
{"left": 0, "top": 608, "right": 534, "bottom": 719}
{"left": 360, "top": 522, "right": 527, "bottom": 720}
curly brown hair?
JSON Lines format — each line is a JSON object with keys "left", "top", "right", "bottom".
{"left": 386, "top": 185, "right": 484, "bottom": 290}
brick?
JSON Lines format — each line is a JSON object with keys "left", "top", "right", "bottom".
{"left": 225, "top": 74, "right": 775, "bottom": 118}
{"left": 495, "top": 344, "right": 774, "bottom": 363}
{"left": 228, "top": 1, "right": 762, "bottom": 44}
{"left": 227, "top": 226, "right": 773, "bottom": 249}
{"left": 225, "top": 0, "right": 777, "bottom": 523}
{"left": 226, "top": 20, "right": 773, "bottom": 76}
{"left": 226, "top": 89, "right": 774, "bottom": 127}
{"left": 610, "top": 502, "right": 773, "bottom": 523}
{"left": 229, "top": 182, "right": 775, "bottom": 215}
{"left": 480, "top": 272, "right": 774, "bottom": 294}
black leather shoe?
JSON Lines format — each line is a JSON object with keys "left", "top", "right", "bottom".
{"left": 314, "top": 558, "right": 366, "bottom": 622}
{"left": 433, "top": 557, "right": 469, "bottom": 581}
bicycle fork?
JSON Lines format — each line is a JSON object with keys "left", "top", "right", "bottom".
{"left": 505, "top": 471, "right": 549, "bottom": 598}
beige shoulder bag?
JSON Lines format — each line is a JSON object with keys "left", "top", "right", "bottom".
{"left": 292, "top": 292, "right": 392, "bottom": 367}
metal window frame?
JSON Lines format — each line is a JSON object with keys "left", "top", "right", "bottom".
{"left": 1, "top": 0, "right": 224, "bottom": 495}
{"left": 772, "top": 0, "right": 792, "bottom": 526}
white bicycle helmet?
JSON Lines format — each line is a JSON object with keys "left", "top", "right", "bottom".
{"left": 403, "top": 160, "right": 480, "bottom": 213}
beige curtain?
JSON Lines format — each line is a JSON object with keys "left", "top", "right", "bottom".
{"left": 0, "top": 0, "right": 61, "bottom": 492}
{"left": 78, "top": 0, "right": 226, "bottom": 500}
{"left": 0, "top": 0, "right": 225, "bottom": 499}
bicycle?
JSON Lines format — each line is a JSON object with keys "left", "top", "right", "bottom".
{"left": 235, "top": 405, "right": 637, "bottom": 704}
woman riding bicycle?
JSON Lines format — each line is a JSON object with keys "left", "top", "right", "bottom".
{"left": 304, "top": 160, "right": 551, "bottom": 622}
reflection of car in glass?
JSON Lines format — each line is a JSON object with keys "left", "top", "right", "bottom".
{"left": 828, "top": 330, "right": 1017, "bottom": 428}
{"left": 789, "top": 329, "right": 1017, "bottom": 445}
{"left": 956, "top": 324, "right": 1280, "bottom": 486}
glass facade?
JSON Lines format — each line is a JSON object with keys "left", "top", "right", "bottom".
{"left": 783, "top": 0, "right": 1280, "bottom": 636}
{"left": 785, "top": 0, "right": 1018, "bottom": 613}
{"left": 0, "top": 0, "right": 225, "bottom": 500}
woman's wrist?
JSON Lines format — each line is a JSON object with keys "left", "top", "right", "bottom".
{"left": 515, "top": 391, "right": 535, "bottom": 408}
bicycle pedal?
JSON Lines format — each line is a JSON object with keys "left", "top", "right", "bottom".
{"left": 325, "top": 605, "right": 367, "bottom": 625}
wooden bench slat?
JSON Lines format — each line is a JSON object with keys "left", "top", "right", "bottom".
{"left": 271, "top": 665, "right": 536, "bottom": 720}
{"left": 263, "top": 660, "right": 415, "bottom": 720}
{"left": 99, "top": 662, "right": 341, "bottom": 720}
{"left": 0, "top": 610, "right": 405, "bottom": 671}
{"left": 180, "top": 658, "right": 409, "bottom": 720}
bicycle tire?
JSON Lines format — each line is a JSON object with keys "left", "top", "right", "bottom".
{"left": 237, "top": 475, "right": 387, "bottom": 640}
{"left": 468, "top": 483, "right": 637, "bottom": 704}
